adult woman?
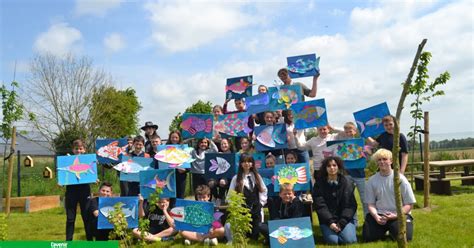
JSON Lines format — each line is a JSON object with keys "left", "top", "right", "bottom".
{"left": 313, "top": 157, "right": 357, "bottom": 245}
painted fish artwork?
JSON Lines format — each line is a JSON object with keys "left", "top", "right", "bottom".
{"left": 290, "top": 99, "right": 328, "bottom": 130}
{"left": 205, "top": 153, "right": 236, "bottom": 180}
{"left": 155, "top": 145, "right": 193, "bottom": 169}
{"left": 214, "top": 112, "right": 252, "bottom": 137}
{"left": 180, "top": 113, "right": 213, "bottom": 139}
{"left": 245, "top": 93, "right": 271, "bottom": 115}
{"left": 268, "top": 85, "right": 302, "bottom": 111}
{"left": 57, "top": 154, "right": 97, "bottom": 186}
{"left": 98, "top": 197, "right": 139, "bottom": 229}
{"left": 326, "top": 139, "right": 367, "bottom": 169}
{"left": 255, "top": 124, "right": 288, "bottom": 151}
{"left": 96, "top": 138, "right": 128, "bottom": 164}
{"left": 258, "top": 168, "right": 277, "bottom": 197}
{"left": 226, "top": 75, "right": 253, "bottom": 100}
{"left": 353, "top": 102, "right": 391, "bottom": 138}
{"left": 139, "top": 169, "right": 176, "bottom": 199}
{"left": 117, "top": 156, "right": 154, "bottom": 182}
{"left": 287, "top": 53, "right": 320, "bottom": 79}
{"left": 268, "top": 217, "right": 315, "bottom": 247}
{"left": 170, "top": 199, "right": 215, "bottom": 233}
{"left": 274, "top": 163, "right": 310, "bottom": 192}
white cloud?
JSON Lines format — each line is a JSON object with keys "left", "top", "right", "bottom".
{"left": 144, "top": 1, "right": 256, "bottom": 52}
{"left": 34, "top": 23, "right": 82, "bottom": 57}
{"left": 104, "top": 33, "right": 125, "bottom": 53}
{"left": 75, "top": 0, "right": 121, "bottom": 17}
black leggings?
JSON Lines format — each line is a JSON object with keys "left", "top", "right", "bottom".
{"left": 65, "top": 185, "right": 91, "bottom": 241}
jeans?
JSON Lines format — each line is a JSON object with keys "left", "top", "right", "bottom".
{"left": 320, "top": 221, "right": 357, "bottom": 245}
{"left": 347, "top": 175, "right": 368, "bottom": 224}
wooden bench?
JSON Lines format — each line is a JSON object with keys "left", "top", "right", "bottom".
{"left": 2, "top": 195, "right": 60, "bottom": 213}
{"left": 414, "top": 175, "right": 474, "bottom": 195}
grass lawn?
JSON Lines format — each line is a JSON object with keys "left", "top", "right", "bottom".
{"left": 5, "top": 182, "right": 474, "bottom": 247}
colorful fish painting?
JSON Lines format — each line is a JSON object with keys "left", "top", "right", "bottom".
{"left": 291, "top": 99, "right": 328, "bottom": 130}
{"left": 205, "top": 153, "right": 236, "bottom": 180}
{"left": 57, "top": 154, "right": 98, "bottom": 186}
{"left": 326, "top": 139, "right": 367, "bottom": 169}
{"left": 98, "top": 197, "right": 139, "bottom": 229}
{"left": 170, "top": 199, "right": 214, "bottom": 233}
{"left": 180, "top": 113, "right": 213, "bottom": 139}
{"left": 96, "top": 138, "right": 128, "bottom": 164}
{"left": 226, "top": 75, "right": 253, "bottom": 100}
{"left": 154, "top": 145, "right": 194, "bottom": 168}
{"left": 117, "top": 156, "right": 154, "bottom": 182}
{"left": 267, "top": 85, "right": 302, "bottom": 111}
{"left": 353, "top": 102, "right": 391, "bottom": 138}
{"left": 258, "top": 168, "right": 277, "bottom": 197}
{"left": 245, "top": 93, "right": 271, "bottom": 115}
{"left": 139, "top": 169, "right": 176, "bottom": 199}
{"left": 209, "top": 157, "right": 231, "bottom": 175}
{"left": 255, "top": 124, "right": 287, "bottom": 151}
{"left": 274, "top": 163, "right": 310, "bottom": 192}
{"left": 113, "top": 159, "right": 152, "bottom": 174}
{"left": 214, "top": 113, "right": 252, "bottom": 137}
{"left": 268, "top": 217, "right": 315, "bottom": 247}
{"left": 287, "top": 54, "right": 320, "bottom": 79}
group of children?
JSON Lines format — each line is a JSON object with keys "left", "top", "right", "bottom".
{"left": 64, "top": 67, "right": 412, "bottom": 245}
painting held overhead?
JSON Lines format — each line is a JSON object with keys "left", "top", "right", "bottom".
{"left": 245, "top": 93, "right": 271, "bottom": 115}
{"left": 180, "top": 113, "right": 213, "bottom": 139}
{"left": 226, "top": 75, "right": 253, "bottom": 100}
{"left": 353, "top": 102, "right": 391, "bottom": 138}
{"left": 290, "top": 98, "right": 328, "bottom": 129}
{"left": 286, "top": 53, "right": 320, "bottom": 79}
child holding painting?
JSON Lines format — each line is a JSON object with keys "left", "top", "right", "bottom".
{"left": 166, "top": 131, "right": 188, "bottom": 199}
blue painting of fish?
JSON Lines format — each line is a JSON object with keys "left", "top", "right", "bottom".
{"left": 57, "top": 154, "right": 97, "bottom": 186}
{"left": 255, "top": 124, "right": 288, "bottom": 151}
{"left": 245, "top": 93, "right": 271, "bottom": 115}
{"left": 290, "top": 98, "right": 328, "bottom": 130}
{"left": 326, "top": 138, "right": 367, "bottom": 169}
{"left": 353, "top": 102, "right": 391, "bottom": 138}
{"left": 204, "top": 153, "right": 236, "bottom": 180}
{"left": 98, "top": 196, "right": 139, "bottom": 229}
{"left": 95, "top": 138, "right": 128, "bottom": 164}
{"left": 180, "top": 113, "right": 213, "bottom": 139}
{"left": 258, "top": 168, "right": 277, "bottom": 197}
{"left": 274, "top": 163, "right": 310, "bottom": 192}
{"left": 268, "top": 217, "right": 315, "bottom": 247}
{"left": 139, "top": 169, "right": 176, "bottom": 199}
{"left": 226, "top": 75, "right": 253, "bottom": 100}
{"left": 268, "top": 85, "right": 303, "bottom": 111}
{"left": 286, "top": 53, "right": 320, "bottom": 79}
{"left": 170, "top": 199, "right": 215, "bottom": 233}
{"left": 156, "top": 144, "right": 192, "bottom": 169}
{"left": 214, "top": 112, "right": 252, "bottom": 137}
{"left": 118, "top": 156, "right": 154, "bottom": 182}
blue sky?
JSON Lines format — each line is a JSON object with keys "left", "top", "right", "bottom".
{"left": 1, "top": 0, "right": 473, "bottom": 140}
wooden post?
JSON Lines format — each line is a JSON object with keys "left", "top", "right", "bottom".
{"left": 423, "top": 112, "right": 430, "bottom": 208}
{"left": 5, "top": 127, "right": 17, "bottom": 216}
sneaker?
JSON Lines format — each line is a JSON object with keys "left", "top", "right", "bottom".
{"left": 184, "top": 239, "right": 191, "bottom": 246}
{"left": 210, "top": 238, "right": 218, "bottom": 246}
{"left": 203, "top": 238, "right": 210, "bottom": 245}
{"left": 301, "top": 194, "right": 313, "bottom": 203}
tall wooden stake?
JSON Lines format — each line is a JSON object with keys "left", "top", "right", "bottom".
{"left": 423, "top": 111, "right": 430, "bottom": 208}
{"left": 5, "top": 126, "right": 17, "bottom": 216}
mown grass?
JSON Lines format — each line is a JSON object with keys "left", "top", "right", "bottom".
{"left": 5, "top": 182, "right": 474, "bottom": 247}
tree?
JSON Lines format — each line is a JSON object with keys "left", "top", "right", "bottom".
{"left": 168, "top": 100, "right": 213, "bottom": 132}
{"left": 392, "top": 39, "right": 427, "bottom": 248}
{"left": 89, "top": 86, "right": 141, "bottom": 140}
{"left": 24, "top": 53, "right": 110, "bottom": 152}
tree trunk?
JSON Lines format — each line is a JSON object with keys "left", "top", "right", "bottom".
{"left": 423, "top": 111, "right": 430, "bottom": 208}
{"left": 393, "top": 39, "right": 427, "bottom": 248}
{"left": 5, "top": 127, "right": 17, "bottom": 216}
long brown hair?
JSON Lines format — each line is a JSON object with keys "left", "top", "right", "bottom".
{"left": 166, "top": 130, "right": 183, "bottom": 144}
{"left": 235, "top": 154, "right": 264, "bottom": 193}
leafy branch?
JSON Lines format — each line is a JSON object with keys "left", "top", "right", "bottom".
{"left": 227, "top": 190, "right": 252, "bottom": 248}
{"left": 108, "top": 202, "right": 133, "bottom": 248}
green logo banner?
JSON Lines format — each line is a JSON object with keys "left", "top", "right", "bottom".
{"left": 0, "top": 241, "right": 119, "bottom": 248}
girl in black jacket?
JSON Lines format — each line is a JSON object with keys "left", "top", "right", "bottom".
{"left": 313, "top": 156, "right": 358, "bottom": 245}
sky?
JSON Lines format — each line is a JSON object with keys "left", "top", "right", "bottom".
{"left": 1, "top": 0, "right": 473, "bottom": 140}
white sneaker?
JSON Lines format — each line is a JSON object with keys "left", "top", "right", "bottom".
{"left": 203, "top": 238, "right": 210, "bottom": 245}
{"left": 210, "top": 238, "right": 218, "bottom": 246}
{"left": 184, "top": 239, "right": 191, "bottom": 245}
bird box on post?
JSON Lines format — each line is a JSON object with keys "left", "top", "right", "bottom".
{"left": 43, "top": 166, "right": 53, "bottom": 179}
{"left": 24, "top": 156, "right": 34, "bottom": 167}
